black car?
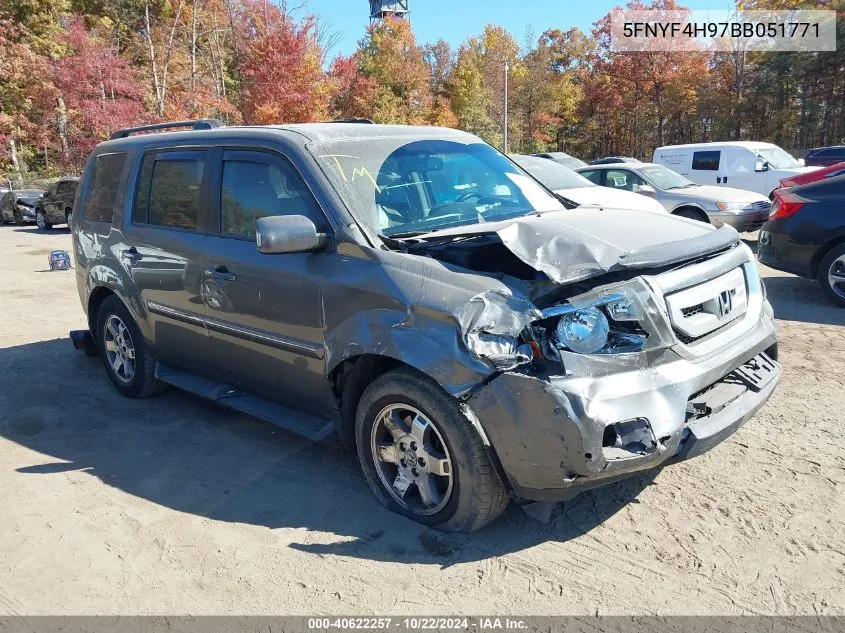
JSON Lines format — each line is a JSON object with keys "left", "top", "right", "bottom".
{"left": 589, "top": 156, "right": 642, "bottom": 165}
{"left": 804, "top": 145, "right": 845, "bottom": 168}
{"left": 36, "top": 178, "right": 79, "bottom": 230}
{"left": 758, "top": 173, "right": 845, "bottom": 306}
{"left": 0, "top": 189, "right": 45, "bottom": 224}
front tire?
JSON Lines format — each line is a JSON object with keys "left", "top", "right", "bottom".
{"left": 96, "top": 296, "right": 166, "bottom": 398}
{"left": 36, "top": 209, "right": 52, "bottom": 231}
{"left": 818, "top": 244, "right": 845, "bottom": 307}
{"left": 355, "top": 367, "right": 509, "bottom": 532}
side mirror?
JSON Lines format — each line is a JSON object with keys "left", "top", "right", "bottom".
{"left": 256, "top": 215, "right": 327, "bottom": 254}
{"left": 754, "top": 160, "right": 769, "bottom": 172}
{"left": 798, "top": 158, "right": 806, "bottom": 166}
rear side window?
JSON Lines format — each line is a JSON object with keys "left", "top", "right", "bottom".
{"left": 692, "top": 151, "right": 720, "bottom": 171}
{"left": 83, "top": 152, "right": 127, "bottom": 222}
{"left": 134, "top": 151, "right": 206, "bottom": 230}
{"left": 578, "top": 169, "right": 601, "bottom": 184}
{"left": 57, "top": 181, "right": 76, "bottom": 194}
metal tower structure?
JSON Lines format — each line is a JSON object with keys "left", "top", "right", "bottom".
{"left": 369, "top": 0, "right": 409, "bottom": 23}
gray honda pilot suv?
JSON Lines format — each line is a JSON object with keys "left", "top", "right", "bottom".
{"left": 71, "top": 120, "right": 780, "bottom": 532}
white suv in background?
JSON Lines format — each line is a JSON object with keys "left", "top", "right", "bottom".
{"left": 652, "top": 141, "right": 819, "bottom": 198}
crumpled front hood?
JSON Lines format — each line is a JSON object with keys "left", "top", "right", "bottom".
{"left": 418, "top": 207, "right": 740, "bottom": 284}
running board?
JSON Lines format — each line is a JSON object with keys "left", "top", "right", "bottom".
{"left": 154, "top": 363, "right": 337, "bottom": 442}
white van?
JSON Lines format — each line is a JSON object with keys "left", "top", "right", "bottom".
{"left": 652, "top": 141, "right": 819, "bottom": 197}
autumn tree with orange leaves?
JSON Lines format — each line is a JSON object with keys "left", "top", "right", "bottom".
{"left": 237, "top": 0, "right": 328, "bottom": 124}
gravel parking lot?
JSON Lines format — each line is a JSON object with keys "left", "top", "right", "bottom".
{"left": 0, "top": 224, "right": 842, "bottom": 616}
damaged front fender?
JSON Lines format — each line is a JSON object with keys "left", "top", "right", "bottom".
{"left": 323, "top": 245, "right": 543, "bottom": 395}
{"left": 456, "top": 290, "right": 541, "bottom": 371}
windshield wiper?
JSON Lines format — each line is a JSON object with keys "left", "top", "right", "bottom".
{"left": 666, "top": 183, "right": 698, "bottom": 190}
{"left": 386, "top": 229, "right": 434, "bottom": 239}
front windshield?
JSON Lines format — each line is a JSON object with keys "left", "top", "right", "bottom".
{"left": 757, "top": 147, "right": 801, "bottom": 169}
{"left": 510, "top": 155, "right": 595, "bottom": 191}
{"left": 310, "top": 137, "right": 564, "bottom": 237}
{"left": 637, "top": 165, "right": 695, "bottom": 190}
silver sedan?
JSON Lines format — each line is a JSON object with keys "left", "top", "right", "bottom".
{"left": 576, "top": 163, "right": 772, "bottom": 232}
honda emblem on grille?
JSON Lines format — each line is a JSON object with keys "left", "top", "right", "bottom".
{"left": 717, "top": 290, "right": 733, "bottom": 318}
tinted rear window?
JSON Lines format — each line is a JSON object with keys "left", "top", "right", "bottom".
{"left": 134, "top": 152, "right": 206, "bottom": 230}
{"left": 578, "top": 170, "right": 601, "bottom": 184}
{"left": 692, "top": 151, "right": 720, "bottom": 171}
{"left": 83, "top": 153, "right": 127, "bottom": 222}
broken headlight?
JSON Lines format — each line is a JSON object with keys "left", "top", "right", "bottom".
{"left": 555, "top": 307, "right": 609, "bottom": 354}
{"left": 538, "top": 293, "right": 650, "bottom": 356}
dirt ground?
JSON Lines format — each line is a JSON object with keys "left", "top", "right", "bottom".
{"left": 0, "top": 224, "right": 842, "bottom": 616}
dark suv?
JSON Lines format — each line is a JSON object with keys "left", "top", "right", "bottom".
{"left": 36, "top": 177, "right": 79, "bottom": 230}
{"left": 70, "top": 120, "right": 780, "bottom": 531}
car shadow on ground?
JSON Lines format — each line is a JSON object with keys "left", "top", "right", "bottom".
{"left": 762, "top": 274, "right": 843, "bottom": 326}
{"left": 11, "top": 227, "right": 70, "bottom": 234}
{"left": 1, "top": 338, "right": 656, "bottom": 565}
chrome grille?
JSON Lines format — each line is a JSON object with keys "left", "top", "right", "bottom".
{"left": 681, "top": 304, "right": 703, "bottom": 317}
{"left": 665, "top": 267, "right": 748, "bottom": 343}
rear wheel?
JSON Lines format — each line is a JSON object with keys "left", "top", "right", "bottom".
{"left": 96, "top": 296, "right": 167, "bottom": 398}
{"left": 36, "top": 209, "right": 52, "bottom": 231}
{"left": 355, "top": 367, "right": 508, "bottom": 532}
{"left": 818, "top": 243, "right": 845, "bottom": 307}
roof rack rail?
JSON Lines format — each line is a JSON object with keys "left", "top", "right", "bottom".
{"left": 329, "top": 118, "right": 374, "bottom": 124}
{"left": 110, "top": 119, "right": 223, "bottom": 140}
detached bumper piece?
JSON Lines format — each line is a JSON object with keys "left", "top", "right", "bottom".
{"left": 70, "top": 329, "right": 98, "bottom": 356}
{"left": 671, "top": 352, "right": 779, "bottom": 462}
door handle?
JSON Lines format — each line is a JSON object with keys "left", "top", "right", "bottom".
{"left": 716, "top": 177, "right": 722, "bottom": 183}
{"left": 122, "top": 247, "right": 142, "bottom": 261}
{"left": 723, "top": 176, "right": 728, "bottom": 183}
{"left": 205, "top": 265, "right": 236, "bottom": 282}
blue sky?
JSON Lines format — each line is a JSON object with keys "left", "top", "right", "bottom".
{"left": 302, "top": 0, "right": 737, "bottom": 57}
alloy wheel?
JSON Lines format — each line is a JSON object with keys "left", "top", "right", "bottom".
{"left": 103, "top": 315, "right": 136, "bottom": 384}
{"left": 828, "top": 255, "right": 845, "bottom": 299}
{"left": 370, "top": 403, "right": 454, "bottom": 515}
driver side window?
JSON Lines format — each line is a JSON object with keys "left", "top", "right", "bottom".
{"left": 220, "top": 155, "right": 327, "bottom": 238}
{"left": 606, "top": 169, "right": 644, "bottom": 192}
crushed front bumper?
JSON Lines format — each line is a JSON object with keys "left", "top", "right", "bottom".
{"left": 467, "top": 308, "right": 779, "bottom": 502}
